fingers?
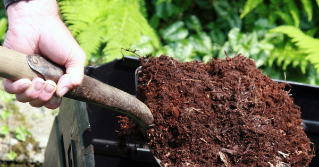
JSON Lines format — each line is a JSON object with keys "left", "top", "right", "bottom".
{"left": 7, "top": 78, "right": 61, "bottom": 109}
{"left": 3, "top": 78, "right": 31, "bottom": 94}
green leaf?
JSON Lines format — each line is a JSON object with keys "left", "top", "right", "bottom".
{"left": 316, "top": 0, "right": 319, "bottom": 7}
{"left": 149, "top": 14, "right": 160, "bottom": 29}
{"left": 188, "top": 33, "right": 213, "bottom": 55}
{"left": 240, "top": 0, "right": 264, "bottom": 19}
{"left": 275, "top": 11, "right": 294, "bottom": 26}
{"left": 15, "top": 125, "right": 31, "bottom": 142}
{"left": 287, "top": 1, "right": 300, "bottom": 27}
{"left": 0, "top": 110, "right": 11, "bottom": 120}
{"left": 155, "top": 1, "right": 175, "bottom": 19}
{"left": 162, "top": 21, "right": 188, "bottom": 42}
{"left": 6, "top": 151, "right": 17, "bottom": 161}
{"left": 168, "top": 40, "right": 193, "bottom": 62}
{"left": 0, "top": 125, "right": 9, "bottom": 135}
{"left": 301, "top": 0, "right": 313, "bottom": 21}
{"left": 210, "top": 29, "right": 226, "bottom": 45}
{"left": 0, "top": 89, "right": 16, "bottom": 104}
{"left": 0, "top": 18, "right": 7, "bottom": 39}
{"left": 185, "top": 15, "right": 202, "bottom": 33}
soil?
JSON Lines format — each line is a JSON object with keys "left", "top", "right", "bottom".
{"left": 118, "top": 54, "right": 314, "bottom": 166}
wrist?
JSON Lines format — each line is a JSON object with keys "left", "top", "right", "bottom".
{"left": 6, "top": 0, "right": 59, "bottom": 21}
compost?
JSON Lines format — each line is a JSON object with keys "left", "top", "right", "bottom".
{"left": 118, "top": 54, "right": 314, "bottom": 166}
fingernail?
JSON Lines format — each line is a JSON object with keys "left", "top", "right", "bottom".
{"left": 49, "top": 96, "right": 61, "bottom": 104}
{"left": 44, "top": 83, "right": 55, "bottom": 94}
{"left": 21, "top": 82, "right": 31, "bottom": 91}
{"left": 58, "top": 87, "right": 69, "bottom": 97}
{"left": 34, "top": 81, "right": 45, "bottom": 91}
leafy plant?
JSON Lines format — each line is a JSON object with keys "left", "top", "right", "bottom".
{"left": 0, "top": 110, "right": 11, "bottom": 120}
{"left": 0, "top": 89, "right": 15, "bottom": 104}
{"left": 6, "top": 151, "right": 17, "bottom": 161}
{"left": 0, "top": 125, "right": 9, "bottom": 135}
{"left": 59, "top": 0, "right": 159, "bottom": 64}
{"left": 240, "top": 0, "right": 318, "bottom": 26}
{"left": 15, "top": 125, "right": 32, "bottom": 142}
{"left": 271, "top": 25, "right": 319, "bottom": 72}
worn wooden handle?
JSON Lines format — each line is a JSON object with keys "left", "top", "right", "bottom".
{"left": 0, "top": 46, "right": 153, "bottom": 134}
{"left": 0, "top": 46, "right": 39, "bottom": 80}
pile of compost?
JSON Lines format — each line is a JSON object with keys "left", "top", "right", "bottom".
{"left": 118, "top": 54, "right": 314, "bottom": 166}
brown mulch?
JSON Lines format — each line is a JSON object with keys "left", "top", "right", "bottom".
{"left": 118, "top": 54, "right": 314, "bottom": 166}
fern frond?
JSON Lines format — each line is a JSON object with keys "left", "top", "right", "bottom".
{"left": 240, "top": 0, "right": 264, "bottom": 19}
{"left": 301, "top": 0, "right": 313, "bottom": 21}
{"left": 275, "top": 11, "right": 294, "bottom": 26}
{"left": 286, "top": 0, "right": 299, "bottom": 27}
{"left": 101, "top": 0, "right": 159, "bottom": 62}
{"left": 268, "top": 42, "right": 308, "bottom": 73}
{"left": 270, "top": 25, "right": 319, "bottom": 72}
{"left": 59, "top": 0, "right": 159, "bottom": 64}
{"left": 137, "top": 0, "right": 147, "bottom": 17}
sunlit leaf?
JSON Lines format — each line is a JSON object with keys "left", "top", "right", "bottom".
{"left": 168, "top": 40, "right": 193, "bottom": 62}
{"left": 6, "top": 151, "right": 17, "bottom": 161}
{"left": 0, "top": 18, "right": 7, "bottom": 39}
{"left": 287, "top": 1, "right": 299, "bottom": 27}
{"left": 0, "top": 125, "right": 9, "bottom": 135}
{"left": 271, "top": 25, "right": 319, "bottom": 72}
{"left": 275, "top": 11, "right": 294, "bottom": 26}
{"left": 301, "top": 0, "right": 313, "bottom": 21}
{"left": 162, "top": 21, "right": 189, "bottom": 42}
{"left": 185, "top": 15, "right": 202, "bottom": 33}
{"left": 15, "top": 125, "right": 32, "bottom": 142}
{"left": 188, "top": 33, "right": 213, "bottom": 55}
{"left": 240, "top": 0, "right": 264, "bottom": 18}
{"left": 0, "top": 110, "right": 11, "bottom": 120}
{"left": 0, "top": 89, "right": 16, "bottom": 104}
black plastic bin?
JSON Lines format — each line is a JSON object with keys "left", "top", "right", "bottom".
{"left": 44, "top": 56, "right": 319, "bottom": 167}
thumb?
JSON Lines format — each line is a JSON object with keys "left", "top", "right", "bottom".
{"left": 56, "top": 49, "right": 86, "bottom": 97}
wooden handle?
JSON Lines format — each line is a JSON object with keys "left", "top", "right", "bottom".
{"left": 0, "top": 46, "right": 153, "bottom": 134}
{"left": 0, "top": 46, "right": 39, "bottom": 81}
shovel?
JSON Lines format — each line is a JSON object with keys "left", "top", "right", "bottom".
{"left": 0, "top": 46, "right": 154, "bottom": 136}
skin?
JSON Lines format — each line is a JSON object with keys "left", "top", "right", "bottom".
{"left": 3, "top": 0, "right": 86, "bottom": 109}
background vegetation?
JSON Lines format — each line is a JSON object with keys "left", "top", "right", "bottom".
{"left": 57, "top": 0, "right": 319, "bottom": 85}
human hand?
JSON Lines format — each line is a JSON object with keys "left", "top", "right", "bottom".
{"left": 3, "top": 0, "right": 86, "bottom": 109}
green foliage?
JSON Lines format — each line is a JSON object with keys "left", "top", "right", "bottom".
{"left": 15, "top": 125, "right": 32, "bottom": 142}
{"left": 287, "top": 0, "right": 300, "bottom": 27}
{"left": 271, "top": 25, "right": 319, "bottom": 72}
{"left": 0, "top": 17, "right": 7, "bottom": 42}
{"left": 6, "top": 151, "right": 17, "bottom": 161}
{"left": 301, "top": 0, "right": 313, "bottom": 21}
{"left": 240, "top": 0, "right": 264, "bottom": 19}
{"left": 59, "top": 0, "right": 159, "bottom": 64}
{"left": 0, "top": 110, "right": 11, "bottom": 120}
{"left": 0, "top": 125, "right": 9, "bottom": 135}
{"left": 219, "top": 27, "right": 275, "bottom": 68}
{"left": 0, "top": 89, "right": 15, "bottom": 104}
{"left": 56, "top": 0, "right": 319, "bottom": 85}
